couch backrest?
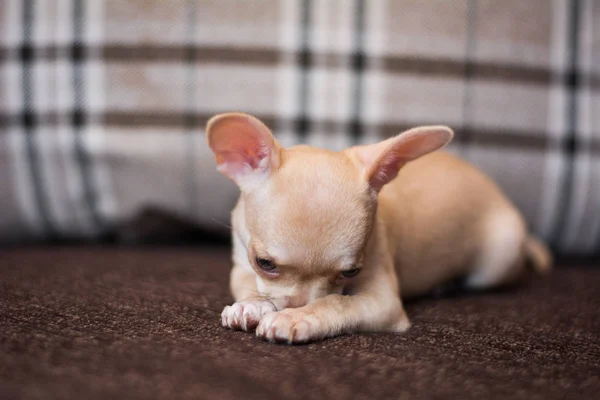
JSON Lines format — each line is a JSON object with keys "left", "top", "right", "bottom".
{"left": 0, "top": 0, "right": 599, "bottom": 256}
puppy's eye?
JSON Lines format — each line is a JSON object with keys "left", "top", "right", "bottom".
{"left": 340, "top": 267, "right": 360, "bottom": 278}
{"left": 256, "top": 257, "right": 277, "bottom": 272}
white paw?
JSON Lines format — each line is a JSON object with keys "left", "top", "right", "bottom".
{"left": 255, "top": 309, "right": 322, "bottom": 344}
{"left": 221, "top": 300, "right": 276, "bottom": 331}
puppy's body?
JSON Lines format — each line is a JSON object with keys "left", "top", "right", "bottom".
{"left": 380, "top": 150, "right": 529, "bottom": 298}
{"left": 207, "top": 113, "right": 551, "bottom": 343}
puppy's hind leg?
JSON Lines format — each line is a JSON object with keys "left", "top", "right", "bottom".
{"left": 464, "top": 209, "right": 527, "bottom": 290}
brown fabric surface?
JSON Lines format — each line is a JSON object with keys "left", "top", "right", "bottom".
{"left": 0, "top": 246, "right": 598, "bottom": 400}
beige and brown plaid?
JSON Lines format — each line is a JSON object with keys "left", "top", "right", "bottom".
{"left": 0, "top": 0, "right": 599, "bottom": 255}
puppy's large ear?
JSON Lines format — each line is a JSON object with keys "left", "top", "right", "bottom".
{"left": 350, "top": 126, "right": 453, "bottom": 192}
{"left": 206, "top": 113, "right": 281, "bottom": 189}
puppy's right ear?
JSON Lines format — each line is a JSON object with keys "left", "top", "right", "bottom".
{"left": 349, "top": 125, "right": 453, "bottom": 193}
{"left": 206, "top": 113, "right": 281, "bottom": 189}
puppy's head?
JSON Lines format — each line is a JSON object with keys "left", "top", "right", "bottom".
{"left": 207, "top": 113, "right": 452, "bottom": 308}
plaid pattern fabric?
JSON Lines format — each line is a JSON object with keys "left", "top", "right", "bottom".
{"left": 0, "top": 0, "right": 599, "bottom": 255}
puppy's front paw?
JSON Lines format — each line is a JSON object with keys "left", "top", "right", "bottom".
{"left": 256, "top": 309, "right": 322, "bottom": 344}
{"left": 221, "top": 300, "right": 276, "bottom": 331}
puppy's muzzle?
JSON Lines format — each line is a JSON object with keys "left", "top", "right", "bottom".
{"left": 282, "top": 294, "right": 310, "bottom": 309}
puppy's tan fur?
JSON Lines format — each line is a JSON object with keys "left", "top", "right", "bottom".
{"left": 206, "top": 113, "right": 551, "bottom": 343}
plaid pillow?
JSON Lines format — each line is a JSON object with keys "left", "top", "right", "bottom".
{"left": 0, "top": 0, "right": 599, "bottom": 256}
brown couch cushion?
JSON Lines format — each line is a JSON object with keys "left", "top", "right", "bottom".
{"left": 1, "top": 246, "right": 598, "bottom": 399}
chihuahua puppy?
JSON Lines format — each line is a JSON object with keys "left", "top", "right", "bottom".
{"left": 206, "top": 112, "right": 551, "bottom": 344}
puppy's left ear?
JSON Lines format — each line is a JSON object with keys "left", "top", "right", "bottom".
{"left": 349, "top": 126, "right": 453, "bottom": 192}
{"left": 206, "top": 113, "right": 281, "bottom": 190}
